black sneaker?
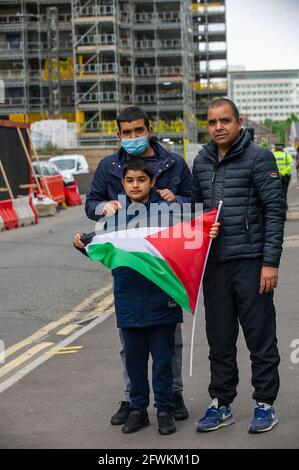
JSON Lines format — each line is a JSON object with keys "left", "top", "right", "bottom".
{"left": 172, "top": 392, "right": 189, "bottom": 420}
{"left": 110, "top": 401, "right": 131, "bottom": 425}
{"left": 157, "top": 410, "right": 176, "bottom": 435}
{"left": 122, "top": 409, "right": 150, "bottom": 434}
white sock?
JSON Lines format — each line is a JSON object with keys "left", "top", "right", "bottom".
{"left": 210, "top": 398, "right": 219, "bottom": 408}
{"left": 257, "top": 402, "right": 271, "bottom": 410}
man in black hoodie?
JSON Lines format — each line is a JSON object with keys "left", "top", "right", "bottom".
{"left": 192, "top": 99, "right": 285, "bottom": 434}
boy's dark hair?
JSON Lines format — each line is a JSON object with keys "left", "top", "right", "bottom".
{"left": 117, "top": 106, "right": 150, "bottom": 131}
{"left": 122, "top": 158, "right": 154, "bottom": 180}
{"left": 208, "top": 98, "right": 240, "bottom": 121}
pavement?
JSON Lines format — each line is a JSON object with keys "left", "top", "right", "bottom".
{"left": 1, "top": 187, "right": 299, "bottom": 449}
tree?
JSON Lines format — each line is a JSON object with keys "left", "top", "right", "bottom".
{"left": 264, "top": 114, "right": 299, "bottom": 145}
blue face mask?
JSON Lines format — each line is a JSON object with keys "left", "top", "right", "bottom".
{"left": 121, "top": 135, "right": 149, "bottom": 156}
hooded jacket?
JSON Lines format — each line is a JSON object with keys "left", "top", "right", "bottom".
{"left": 85, "top": 139, "right": 192, "bottom": 221}
{"left": 192, "top": 129, "right": 285, "bottom": 266}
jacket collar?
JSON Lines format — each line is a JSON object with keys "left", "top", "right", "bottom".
{"left": 109, "top": 139, "right": 177, "bottom": 178}
{"left": 202, "top": 129, "right": 252, "bottom": 163}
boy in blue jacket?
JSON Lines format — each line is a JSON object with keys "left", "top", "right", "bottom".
{"left": 75, "top": 158, "right": 182, "bottom": 435}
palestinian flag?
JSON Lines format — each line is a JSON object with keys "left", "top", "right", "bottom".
{"left": 83, "top": 209, "right": 218, "bottom": 314}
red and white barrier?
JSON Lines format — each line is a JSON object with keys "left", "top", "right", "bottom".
{"left": 0, "top": 200, "right": 18, "bottom": 230}
{"left": 13, "top": 196, "right": 36, "bottom": 227}
{"left": 64, "top": 181, "right": 82, "bottom": 206}
{"left": 0, "top": 213, "right": 4, "bottom": 231}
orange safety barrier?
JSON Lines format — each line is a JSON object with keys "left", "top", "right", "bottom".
{"left": 0, "top": 199, "right": 19, "bottom": 229}
{"left": 64, "top": 181, "right": 82, "bottom": 206}
{"left": 39, "top": 175, "right": 65, "bottom": 204}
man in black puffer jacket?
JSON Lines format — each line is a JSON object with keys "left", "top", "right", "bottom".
{"left": 193, "top": 99, "right": 285, "bottom": 434}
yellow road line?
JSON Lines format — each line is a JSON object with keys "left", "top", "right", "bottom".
{"left": 80, "top": 293, "right": 114, "bottom": 321}
{"left": 0, "top": 342, "right": 53, "bottom": 379}
{"left": 56, "top": 324, "right": 80, "bottom": 336}
{"left": 45, "top": 346, "right": 83, "bottom": 355}
{"left": 4, "top": 284, "right": 112, "bottom": 359}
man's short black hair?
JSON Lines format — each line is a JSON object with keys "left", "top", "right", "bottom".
{"left": 117, "top": 106, "right": 150, "bottom": 131}
{"left": 122, "top": 158, "right": 154, "bottom": 180}
{"left": 208, "top": 98, "right": 240, "bottom": 121}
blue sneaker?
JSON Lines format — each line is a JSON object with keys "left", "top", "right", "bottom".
{"left": 196, "top": 399, "right": 235, "bottom": 432}
{"left": 248, "top": 403, "right": 278, "bottom": 433}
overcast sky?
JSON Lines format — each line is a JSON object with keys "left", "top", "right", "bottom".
{"left": 226, "top": 0, "right": 299, "bottom": 70}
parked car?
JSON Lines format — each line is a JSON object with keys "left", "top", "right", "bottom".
{"left": 32, "top": 161, "right": 74, "bottom": 186}
{"left": 48, "top": 155, "right": 89, "bottom": 177}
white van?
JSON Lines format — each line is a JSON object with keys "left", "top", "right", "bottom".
{"left": 48, "top": 155, "right": 89, "bottom": 177}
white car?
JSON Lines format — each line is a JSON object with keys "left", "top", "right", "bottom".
{"left": 48, "top": 155, "right": 89, "bottom": 177}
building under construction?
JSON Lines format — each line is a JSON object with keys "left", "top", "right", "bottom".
{"left": 0, "top": 0, "right": 74, "bottom": 123}
{"left": 0, "top": 0, "right": 227, "bottom": 147}
{"left": 73, "top": 0, "right": 227, "bottom": 146}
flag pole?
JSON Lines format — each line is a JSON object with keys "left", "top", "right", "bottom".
{"left": 189, "top": 200, "right": 223, "bottom": 377}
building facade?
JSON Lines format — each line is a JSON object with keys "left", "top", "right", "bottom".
{"left": 229, "top": 69, "right": 299, "bottom": 123}
{"left": 0, "top": 0, "right": 228, "bottom": 147}
{"left": 0, "top": 0, "right": 74, "bottom": 123}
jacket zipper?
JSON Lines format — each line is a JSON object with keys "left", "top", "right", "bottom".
{"left": 211, "top": 162, "right": 220, "bottom": 207}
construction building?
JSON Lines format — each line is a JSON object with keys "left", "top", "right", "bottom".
{"left": 73, "top": 0, "right": 228, "bottom": 147}
{"left": 0, "top": 0, "right": 75, "bottom": 123}
{"left": 0, "top": 0, "right": 228, "bottom": 148}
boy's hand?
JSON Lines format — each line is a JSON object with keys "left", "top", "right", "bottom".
{"left": 209, "top": 222, "right": 220, "bottom": 239}
{"left": 156, "top": 189, "right": 176, "bottom": 202}
{"left": 73, "top": 233, "right": 85, "bottom": 249}
{"left": 103, "top": 200, "right": 122, "bottom": 217}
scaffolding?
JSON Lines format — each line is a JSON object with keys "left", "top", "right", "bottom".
{"left": 0, "top": 1, "right": 228, "bottom": 145}
{"left": 0, "top": 0, "right": 75, "bottom": 123}
{"left": 72, "top": 0, "right": 227, "bottom": 146}
{"left": 192, "top": 0, "right": 228, "bottom": 139}
{"left": 73, "top": 1, "right": 194, "bottom": 146}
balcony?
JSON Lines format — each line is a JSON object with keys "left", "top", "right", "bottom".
{"left": 76, "top": 63, "right": 117, "bottom": 77}
{"left": 195, "top": 25, "right": 226, "bottom": 41}
{"left": 133, "top": 39, "right": 183, "bottom": 55}
{"left": 27, "top": 41, "right": 73, "bottom": 56}
{"left": 0, "top": 69, "right": 24, "bottom": 81}
{"left": 77, "top": 91, "right": 118, "bottom": 104}
{"left": 133, "top": 11, "right": 181, "bottom": 29}
{"left": 0, "top": 15, "right": 23, "bottom": 31}
{"left": 118, "top": 38, "right": 133, "bottom": 51}
{"left": 0, "top": 41, "right": 23, "bottom": 58}
{"left": 77, "top": 34, "right": 116, "bottom": 48}
{"left": 1, "top": 96, "right": 25, "bottom": 108}
{"left": 0, "top": 13, "right": 72, "bottom": 31}
{"left": 192, "top": 4, "right": 226, "bottom": 18}
{"left": 199, "top": 67, "right": 227, "bottom": 78}
{"left": 73, "top": 5, "right": 115, "bottom": 18}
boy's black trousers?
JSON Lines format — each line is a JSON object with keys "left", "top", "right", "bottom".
{"left": 203, "top": 258, "right": 280, "bottom": 406}
{"left": 122, "top": 324, "right": 177, "bottom": 411}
